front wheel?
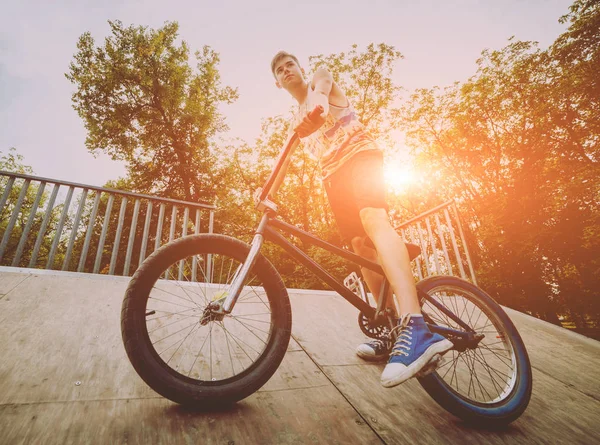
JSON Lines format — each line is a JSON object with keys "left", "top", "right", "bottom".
{"left": 121, "top": 234, "right": 292, "bottom": 407}
{"left": 417, "top": 276, "right": 532, "bottom": 426}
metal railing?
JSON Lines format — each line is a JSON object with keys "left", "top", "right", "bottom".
{"left": 0, "top": 171, "right": 476, "bottom": 284}
{"left": 0, "top": 170, "right": 215, "bottom": 277}
{"left": 395, "top": 200, "right": 477, "bottom": 284}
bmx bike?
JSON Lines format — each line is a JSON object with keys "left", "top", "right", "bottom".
{"left": 121, "top": 127, "right": 532, "bottom": 426}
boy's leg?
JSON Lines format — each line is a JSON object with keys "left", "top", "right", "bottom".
{"left": 358, "top": 208, "right": 421, "bottom": 315}
{"left": 350, "top": 236, "right": 397, "bottom": 314}
{"left": 359, "top": 207, "right": 453, "bottom": 387}
{"left": 351, "top": 235, "right": 397, "bottom": 361}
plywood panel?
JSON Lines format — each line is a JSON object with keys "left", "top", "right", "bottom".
{"left": 0, "top": 274, "right": 326, "bottom": 405}
{"left": 0, "top": 273, "right": 155, "bottom": 404}
{"left": 0, "top": 270, "right": 30, "bottom": 296}
{"left": 260, "top": 350, "right": 330, "bottom": 392}
{"left": 507, "top": 308, "right": 600, "bottom": 400}
{"left": 323, "top": 364, "right": 600, "bottom": 445}
{"left": 0, "top": 386, "right": 382, "bottom": 445}
{"left": 288, "top": 290, "right": 377, "bottom": 366}
{"left": 2, "top": 271, "right": 600, "bottom": 445}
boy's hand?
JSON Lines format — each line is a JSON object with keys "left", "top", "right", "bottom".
{"left": 294, "top": 93, "right": 329, "bottom": 138}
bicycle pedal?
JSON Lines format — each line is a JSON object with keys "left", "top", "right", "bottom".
{"left": 344, "top": 272, "right": 365, "bottom": 299}
{"left": 416, "top": 354, "right": 443, "bottom": 378}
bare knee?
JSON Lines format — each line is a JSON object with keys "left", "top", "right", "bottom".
{"left": 351, "top": 235, "right": 377, "bottom": 261}
{"left": 350, "top": 236, "right": 364, "bottom": 253}
{"left": 359, "top": 208, "right": 392, "bottom": 239}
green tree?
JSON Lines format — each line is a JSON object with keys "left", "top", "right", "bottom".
{"left": 400, "top": 0, "right": 599, "bottom": 325}
{"left": 66, "top": 20, "right": 238, "bottom": 202}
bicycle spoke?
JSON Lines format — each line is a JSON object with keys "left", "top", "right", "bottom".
{"left": 148, "top": 313, "right": 199, "bottom": 334}
{"left": 220, "top": 321, "right": 237, "bottom": 376}
{"left": 209, "top": 317, "right": 213, "bottom": 381}
{"left": 478, "top": 344, "right": 513, "bottom": 368}
{"left": 421, "top": 284, "right": 519, "bottom": 406}
{"left": 153, "top": 282, "right": 202, "bottom": 309}
{"left": 471, "top": 349, "right": 507, "bottom": 395}
{"left": 174, "top": 322, "right": 204, "bottom": 373}
{"left": 149, "top": 294, "right": 197, "bottom": 310}
{"left": 466, "top": 349, "right": 493, "bottom": 401}
{"left": 230, "top": 316, "right": 269, "bottom": 344}
{"left": 156, "top": 321, "right": 199, "bottom": 355}
{"left": 238, "top": 284, "right": 272, "bottom": 313}
{"left": 165, "top": 267, "right": 204, "bottom": 308}
{"left": 474, "top": 349, "right": 512, "bottom": 382}
{"left": 146, "top": 307, "right": 198, "bottom": 321}
{"left": 187, "top": 324, "right": 212, "bottom": 378}
{"left": 167, "top": 323, "right": 201, "bottom": 365}
{"left": 232, "top": 315, "right": 272, "bottom": 324}
{"left": 460, "top": 352, "right": 475, "bottom": 399}
{"left": 219, "top": 322, "right": 262, "bottom": 357}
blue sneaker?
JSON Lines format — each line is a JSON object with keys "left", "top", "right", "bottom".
{"left": 381, "top": 314, "right": 453, "bottom": 388}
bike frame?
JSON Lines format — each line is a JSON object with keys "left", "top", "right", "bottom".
{"left": 219, "top": 132, "right": 475, "bottom": 341}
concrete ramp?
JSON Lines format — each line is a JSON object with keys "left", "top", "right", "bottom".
{"left": 1, "top": 268, "right": 599, "bottom": 444}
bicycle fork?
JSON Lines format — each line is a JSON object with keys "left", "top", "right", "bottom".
{"left": 213, "top": 213, "right": 270, "bottom": 315}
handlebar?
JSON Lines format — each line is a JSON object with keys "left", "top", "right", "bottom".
{"left": 258, "top": 105, "right": 323, "bottom": 202}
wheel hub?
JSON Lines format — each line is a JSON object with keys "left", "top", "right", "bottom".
{"left": 200, "top": 302, "right": 225, "bottom": 325}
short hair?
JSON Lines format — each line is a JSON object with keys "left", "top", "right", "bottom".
{"left": 270, "top": 51, "right": 301, "bottom": 77}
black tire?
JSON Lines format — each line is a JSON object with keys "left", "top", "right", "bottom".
{"left": 121, "top": 234, "right": 292, "bottom": 407}
{"left": 416, "top": 276, "right": 532, "bottom": 426}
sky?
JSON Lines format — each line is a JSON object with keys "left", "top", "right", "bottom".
{"left": 1, "top": 0, "right": 574, "bottom": 187}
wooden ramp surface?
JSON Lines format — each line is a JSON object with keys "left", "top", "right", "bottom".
{"left": 0, "top": 268, "right": 599, "bottom": 444}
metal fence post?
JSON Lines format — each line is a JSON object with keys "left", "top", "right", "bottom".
{"left": 0, "top": 179, "right": 31, "bottom": 262}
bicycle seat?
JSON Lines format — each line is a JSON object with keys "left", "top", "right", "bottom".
{"left": 364, "top": 238, "right": 421, "bottom": 261}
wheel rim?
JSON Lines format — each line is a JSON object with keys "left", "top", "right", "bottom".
{"left": 421, "top": 285, "right": 518, "bottom": 405}
{"left": 142, "top": 250, "right": 275, "bottom": 383}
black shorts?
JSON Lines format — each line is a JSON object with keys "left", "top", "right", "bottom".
{"left": 323, "top": 149, "right": 389, "bottom": 245}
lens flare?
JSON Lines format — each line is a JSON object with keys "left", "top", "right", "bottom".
{"left": 384, "top": 163, "right": 419, "bottom": 193}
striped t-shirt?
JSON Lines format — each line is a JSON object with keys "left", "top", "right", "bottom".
{"left": 292, "top": 96, "right": 379, "bottom": 179}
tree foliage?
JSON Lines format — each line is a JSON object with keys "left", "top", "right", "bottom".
{"left": 66, "top": 20, "right": 238, "bottom": 202}
{"left": 400, "top": 1, "right": 599, "bottom": 324}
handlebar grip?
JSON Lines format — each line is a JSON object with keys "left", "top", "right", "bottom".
{"left": 307, "top": 105, "right": 324, "bottom": 121}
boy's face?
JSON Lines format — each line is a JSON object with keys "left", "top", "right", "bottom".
{"left": 274, "top": 56, "right": 304, "bottom": 90}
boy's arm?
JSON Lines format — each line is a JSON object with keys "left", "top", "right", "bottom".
{"left": 311, "top": 67, "right": 334, "bottom": 97}
{"left": 304, "top": 68, "right": 332, "bottom": 118}
{"left": 294, "top": 69, "right": 341, "bottom": 138}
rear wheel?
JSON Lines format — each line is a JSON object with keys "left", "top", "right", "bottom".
{"left": 121, "top": 234, "right": 292, "bottom": 406}
{"left": 417, "top": 276, "right": 532, "bottom": 426}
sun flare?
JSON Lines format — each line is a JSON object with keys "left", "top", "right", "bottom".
{"left": 384, "top": 163, "right": 419, "bottom": 193}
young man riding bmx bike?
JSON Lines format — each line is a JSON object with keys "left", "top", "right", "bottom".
{"left": 262, "top": 51, "right": 453, "bottom": 388}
